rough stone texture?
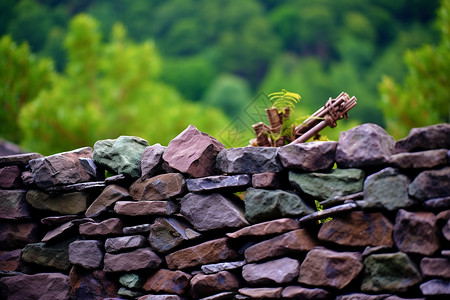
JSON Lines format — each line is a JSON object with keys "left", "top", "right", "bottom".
{"left": 251, "top": 172, "right": 281, "bottom": 189}
{"left": 21, "top": 169, "right": 35, "bottom": 186}
{"left": 0, "top": 273, "right": 70, "bottom": 300}
{"left": 42, "top": 218, "right": 93, "bottom": 243}
{"left": 394, "top": 123, "right": 450, "bottom": 153}
{"left": 278, "top": 141, "right": 337, "bottom": 171}
{"left": 105, "top": 235, "right": 147, "bottom": 253}
{"left": 420, "top": 279, "right": 450, "bottom": 296}
{"left": 289, "top": 168, "right": 364, "bottom": 200}
{"left": 362, "top": 252, "right": 422, "bottom": 293}
{"left": 29, "top": 147, "right": 97, "bottom": 188}
{"left": 201, "top": 261, "right": 246, "bottom": 274}
{"left": 180, "top": 193, "right": 248, "bottom": 231}
{"left": 0, "top": 249, "right": 21, "bottom": 271}
{"left": 165, "top": 238, "right": 238, "bottom": 270}
{"left": 0, "top": 221, "right": 41, "bottom": 249}
{"left": 120, "top": 273, "right": 146, "bottom": 289}
{"left": 242, "top": 257, "right": 299, "bottom": 285}
{"left": 360, "top": 168, "right": 414, "bottom": 211}
{"left": 318, "top": 211, "right": 394, "bottom": 247}
{"left": 0, "top": 152, "right": 43, "bottom": 167}
{"left": 93, "top": 136, "right": 149, "bottom": 178}
{"left": 41, "top": 215, "right": 78, "bottom": 226}
{"left": 336, "top": 123, "right": 395, "bottom": 168}
{"left": 114, "top": 200, "right": 178, "bottom": 217}
{"left": 130, "top": 173, "right": 186, "bottom": 201}
{"left": 86, "top": 184, "right": 131, "bottom": 218}
{"left": 142, "top": 269, "right": 191, "bottom": 295}
{"left": 336, "top": 294, "right": 391, "bottom": 300}
{"left": 70, "top": 267, "right": 120, "bottom": 300}
{"left": 216, "top": 147, "right": 283, "bottom": 174}
{"left": 69, "top": 240, "right": 104, "bottom": 269}
{"left": 244, "top": 229, "right": 319, "bottom": 263}
{"left": 22, "top": 240, "right": 72, "bottom": 272}
{"left": 148, "top": 217, "right": 200, "bottom": 253}
{"left": 393, "top": 209, "right": 440, "bottom": 255}
{"left": 226, "top": 218, "right": 299, "bottom": 239}
{"left": 186, "top": 174, "right": 251, "bottom": 193}
{"left": 420, "top": 257, "right": 450, "bottom": 279}
{"left": 423, "top": 196, "right": 450, "bottom": 210}
{"left": 26, "top": 190, "right": 90, "bottom": 215}
{"left": 141, "top": 143, "right": 167, "bottom": 178}
{"left": 103, "top": 248, "right": 162, "bottom": 272}
{"left": 0, "top": 189, "right": 30, "bottom": 219}
{"left": 408, "top": 166, "right": 450, "bottom": 201}
{"left": 79, "top": 218, "right": 124, "bottom": 237}
{"left": 243, "top": 188, "right": 314, "bottom": 223}
{"left": 281, "top": 286, "right": 331, "bottom": 299}
{"left": 0, "top": 165, "right": 22, "bottom": 188}
{"left": 138, "top": 295, "right": 182, "bottom": 300}
{"left": 390, "top": 149, "right": 448, "bottom": 169}
{"left": 163, "top": 125, "right": 225, "bottom": 178}
{"left": 123, "top": 223, "right": 152, "bottom": 235}
{"left": 298, "top": 248, "right": 363, "bottom": 289}
{"left": 190, "top": 271, "right": 239, "bottom": 298}
{"left": 444, "top": 219, "right": 450, "bottom": 241}
{"left": 238, "top": 287, "right": 282, "bottom": 298}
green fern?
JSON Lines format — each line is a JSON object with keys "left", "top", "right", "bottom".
{"left": 268, "top": 89, "right": 301, "bottom": 112}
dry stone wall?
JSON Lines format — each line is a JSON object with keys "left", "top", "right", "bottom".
{"left": 0, "top": 123, "right": 450, "bottom": 300}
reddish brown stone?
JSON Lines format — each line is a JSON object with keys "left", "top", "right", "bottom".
{"left": 165, "top": 238, "right": 238, "bottom": 270}
{"left": 226, "top": 218, "right": 299, "bottom": 239}
{"left": 0, "top": 165, "right": 22, "bottom": 188}
{"left": 282, "top": 286, "right": 331, "bottom": 299}
{"left": 420, "top": 257, "right": 450, "bottom": 279}
{"left": 238, "top": 287, "right": 282, "bottom": 298}
{"left": 242, "top": 257, "right": 300, "bottom": 285}
{"left": 79, "top": 218, "right": 124, "bottom": 238}
{"left": 0, "top": 221, "right": 41, "bottom": 250}
{"left": 42, "top": 218, "right": 93, "bottom": 243}
{"left": 130, "top": 173, "right": 186, "bottom": 201}
{"left": 0, "top": 152, "right": 43, "bottom": 167}
{"left": 103, "top": 248, "right": 162, "bottom": 272}
{"left": 86, "top": 184, "right": 131, "bottom": 218}
{"left": 143, "top": 269, "right": 191, "bottom": 295}
{"left": 105, "top": 235, "right": 147, "bottom": 253}
{"left": 252, "top": 172, "right": 281, "bottom": 189}
{"left": 0, "top": 249, "right": 21, "bottom": 271}
{"left": 244, "top": 229, "right": 319, "bottom": 263}
{"left": 114, "top": 200, "right": 177, "bottom": 216}
{"left": 70, "top": 266, "right": 119, "bottom": 299}
{"left": 318, "top": 211, "right": 394, "bottom": 247}
{"left": 190, "top": 271, "right": 239, "bottom": 298}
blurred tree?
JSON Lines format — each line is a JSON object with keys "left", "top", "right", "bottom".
{"left": 379, "top": 0, "right": 450, "bottom": 139}
{"left": 19, "top": 14, "right": 230, "bottom": 154}
{"left": 0, "top": 35, "right": 54, "bottom": 143}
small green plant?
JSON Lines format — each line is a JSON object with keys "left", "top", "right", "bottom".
{"left": 315, "top": 200, "right": 333, "bottom": 224}
{"left": 268, "top": 89, "right": 301, "bottom": 113}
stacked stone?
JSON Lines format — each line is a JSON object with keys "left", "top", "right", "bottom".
{"left": 0, "top": 123, "right": 449, "bottom": 300}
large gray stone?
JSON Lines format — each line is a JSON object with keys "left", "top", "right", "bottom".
{"left": 0, "top": 189, "right": 30, "bottom": 220}
{"left": 243, "top": 188, "right": 314, "bottom": 223}
{"left": 129, "top": 173, "right": 186, "bottom": 201}
{"left": 180, "top": 193, "right": 248, "bottom": 231}
{"left": 216, "top": 147, "right": 283, "bottom": 174}
{"left": 162, "top": 125, "right": 225, "bottom": 177}
{"left": 336, "top": 123, "right": 395, "bottom": 168}
{"left": 186, "top": 174, "right": 251, "bottom": 193}
{"left": 278, "top": 141, "right": 337, "bottom": 171}
{"left": 395, "top": 123, "right": 450, "bottom": 153}
{"left": 242, "top": 257, "right": 299, "bottom": 285}
{"left": 94, "top": 136, "right": 149, "bottom": 178}
{"left": 69, "top": 240, "right": 104, "bottom": 269}
{"left": 26, "top": 190, "right": 90, "bottom": 214}
{"left": 408, "top": 166, "right": 450, "bottom": 201}
{"left": 289, "top": 168, "right": 364, "bottom": 200}
{"left": 103, "top": 248, "right": 162, "bottom": 272}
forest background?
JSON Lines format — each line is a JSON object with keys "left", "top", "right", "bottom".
{"left": 1, "top": 0, "right": 449, "bottom": 155}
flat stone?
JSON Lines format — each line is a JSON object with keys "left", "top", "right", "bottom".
{"left": 0, "top": 273, "right": 70, "bottom": 300}
{"left": 114, "top": 200, "right": 177, "bottom": 216}
{"left": 0, "top": 152, "right": 43, "bottom": 167}
{"left": 118, "top": 287, "right": 144, "bottom": 297}
{"left": 243, "top": 188, "right": 314, "bottom": 224}
{"left": 163, "top": 125, "right": 225, "bottom": 177}
{"left": 359, "top": 167, "right": 414, "bottom": 211}
{"left": 120, "top": 273, "right": 146, "bottom": 289}
{"left": 70, "top": 267, "right": 120, "bottom": 299}
{"left": 251, "top": 172, "right": 281, "bottom": 189}
{"left": 149, "top": 217, "right": 200, "bottom": 253}
{"left": 186, "top": 174, "right": 251, "bottom": 193}
{"left": 21, "top": 239, "right": 73, "bottom": 272}
{"left": 85, "top": 184, "right": 131, "bottom": 218}
{"left": 238, "top": 287, "right": 282, "bottom": 298}
{"left": 41, "top": 215, "right": 78, "bottom": 225}
{"left": 420, "top": 279, "right": 450, "bottom": 296}
{"left": 142, "top": 269, "right": 191, "bottom": 295}
{"left": 362, "top": 252, "right": 422, "bottom": 293}
{"left": 198, "top": 292, "right": 235, "bottom": 300}
{"left": 103, "top": 247, "right": 162, "bottom": 272}
{"left": 216, "top": 147, "right": 283, "bottom": 174}
{"left": 130, "top": 173, "right": 186, "bottom": 201}
{"left": 42, "top": 218, "right": 93, "bottom": 243}
{"left": 395, "top": 123, "right": 450, "bottom": 153}
{"left": 318, "top": 211, "right": 394, "bottom": 247}
{"left": 29, "top": 147, "right": 97, "bottom": 188}
{"left": 299, "top": 248, "right": 363, "bottom": 289}
{"left": 289, "top": 168, "right": 365, "bottom": 200}
{"left": 390, "top": 149, "right": 448, "bottom": 169}
{"left": 336, "top": 123, "right": 395, "bottom": 168}
{"left": 281, "top": 286, "right": 331, "bottom": 299}
{"left": 202, "top": 261, "right": 246, "bottom": 274}
{"left": 123, "top": 223, "right": 152, "bottom": 235}
{"left": 0, "top": 249, "right": 21, "bottom": 271}
{"left": 278, "top": 141, "right": 337, "bottom": 171}
{"left": 105, "top": 235, "right": 147, "bottom": 253}
{"left": 141, "top": 143, "right": 167, "bottom": 178}
{"left": 138, "top": 295, "right": 183, "bottom": 300}
{"left": 336, "top": 294, "right": 391, "bottom": 300}
{"left": 423, "top": 196, "right": 450, "bottom": 209}
{"left": 226, "top": 218, "right": 299, "bottom": 239}
{"left": 180, "top": 193, "right": 248, "bottom": 231}
{"left": 69, "top": 240, "right": 104, "bottom": 269}
{"left": 408, "top": 166, "right": 450, "bottom": 201}
{"left": 165, "top": 238, "right": 238, "bottom": 270}
{"left": 298, "top": 202, "right": 358, "bottom": 224}
{"left": 79, "top": 218, "right": 124, "bottom": 237}
{"left": 243, "top": 257, "right": 299, "bottom": 285}
{"left": 0, "top": 189, "right": 30, "bottom": 219}
{"left": 26, "top": 190, "right": 90, "bottom": 214}
{"left": 0, "top": 165, "right": 22, "bottom": 188}
{"left": 244, "top": 229, "right": 319, "bottom": 263}
{"left": 44, "top": 181, "right": 106, "bottom": 193}
{"left": 393, "top": 209, "right": 440, "bottom": 255}
{"left": 0, "top": 221, "right": 41, "bottom": 250}
{"left": 93, "top": 136, "right": 149, "bottom": 178}
{"left": 420, "top": 257, "right": 450, "bottom": 279}
{"left": 191, "top": 271, "right": 240, "bottom": 299}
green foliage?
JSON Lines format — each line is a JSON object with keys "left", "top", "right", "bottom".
{"left": 0, "top": 35, "right": 54, "bottom": 143}
{"left": 268, "top": 89, "right": 301, "bottom": 112}
{"left": 315, "top": 200, "right": 333, "bottom": 224}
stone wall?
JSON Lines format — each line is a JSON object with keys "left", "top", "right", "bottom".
{"left": 0, "top": 123, "right": 449, "bottom": 300}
